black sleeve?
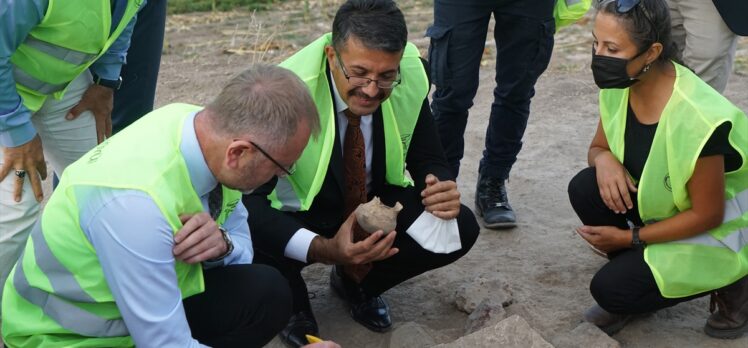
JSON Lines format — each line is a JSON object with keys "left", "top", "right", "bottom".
{"left": 700, "top": 122, "right": 742, "bottom": 172}
{"left": 701, "top": 123, "right": 731, "bottom": 157}
{"left": 420, "top": 57, "right": 432, "bottom": 86}
{"left": 403, "top": 59, "right": 452, "bottom": 192}
{"left": 405, "top": 97, "right": 454, "bottom": 192}
{"left": 242, "top": 177, "right": 306, "bottom": 259}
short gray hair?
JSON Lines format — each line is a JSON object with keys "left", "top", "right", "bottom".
{"left": 206, "top": 64, "right": 319, "bottom": 148}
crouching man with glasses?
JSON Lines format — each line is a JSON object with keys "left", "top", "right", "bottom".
{"left": 1, "top": 65, "right": 332, "bottom": 348}
{"left": 242, "top": 0, "right": 480, "bottom": 346}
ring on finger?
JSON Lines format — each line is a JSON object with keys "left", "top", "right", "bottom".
{"left": 14, "top": 169, "right": 26, "bottom": 179}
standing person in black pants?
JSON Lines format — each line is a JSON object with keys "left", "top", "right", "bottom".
{"left": 113, "top": 0, "right": 167, "bottom": 133}
{"left": 427, "top": 0, "right": 556, "bottom": 229}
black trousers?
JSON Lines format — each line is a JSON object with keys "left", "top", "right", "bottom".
{"left": 255, "top": 185, "right": 480, "bottom": 313}
{"left": 183, "top": 264, "right": 292, "bottom": 348}
{"left": 112, "top": 0, "right": 167, "bottom": 133}
{"left": 429, "top": 0, "right": 555, "bottom": 178}
{"left": 567, "top": 167, "right": 706, "bottom": 314}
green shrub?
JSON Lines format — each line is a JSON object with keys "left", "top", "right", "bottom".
{"left": 167, "top": 0, "right": 280, "bottom": 14}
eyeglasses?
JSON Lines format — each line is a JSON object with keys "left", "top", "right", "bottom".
{"left": 335, "top": 50, "right": 401, "bottom": 89}
{"left": 250, "top": 141, "right": 296, "bottom": 176}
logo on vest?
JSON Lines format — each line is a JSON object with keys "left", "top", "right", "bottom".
{"left": 87, "top": 139, "right": 111, "bottom": 164}
{"left": 400, "top": 133, "right": 412, "bottom": 147}
{"left": 664, "top": 174, "right": 672, "bottom": 192}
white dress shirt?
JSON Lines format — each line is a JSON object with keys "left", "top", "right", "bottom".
{"left": 77, "top": 112, "right": 252, "bottom": 347}
{"left": 283, "top": 78, "right": 374, "bottom": 262}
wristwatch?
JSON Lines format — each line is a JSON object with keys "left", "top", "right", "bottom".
{"left": 92, "top": 74, "right": 123, "bottom": 90}
{"left": 208, "top": 227, "right": 234, "bottom": 262}
{"left": 631, "top": 226, "right": 646, "bottom": 249}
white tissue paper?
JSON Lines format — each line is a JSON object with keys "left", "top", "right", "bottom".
{"left": 405, "top": 211, "right": 461, "bottom": 254}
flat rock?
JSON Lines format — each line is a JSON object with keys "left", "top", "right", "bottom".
{"left": 453, "top": 275, "right": 512, "bottom": 314}
{"left": 390, "top": 321, "right": 437, "bottom": 348}
{"left": 433, "top": 315, "right": 553, "bottom": 348}
{"left": 464, "top": 299, "right": 507, "bottom": 334}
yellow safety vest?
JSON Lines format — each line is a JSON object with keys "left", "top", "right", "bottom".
{"left": 600, "top": 62, "right": 748, "bottom": 298}
{"left": 554, "top": 0, "right": 591, "bottom": 31}
{"left": 1, "top": 104, "right": 241, "bottom": 347}
{"left": 11, "top": 0, "right": 143, "bottom": 111}
{"left": 268, "top": 33, "right": 429, "bottom": 211}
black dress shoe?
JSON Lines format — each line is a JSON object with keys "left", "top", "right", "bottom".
{"left": 475, "top": 174, "right": 516, "bottom": 229}
{"left": 330, "top": 265, "right": 392, "bottom": 332}
{"left": 279, "top": 310, "right": 319, "bottom": 348}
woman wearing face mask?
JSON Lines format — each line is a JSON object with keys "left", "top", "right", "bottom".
{"left": 567, "top": 0, "right": 748, "bottom": 338}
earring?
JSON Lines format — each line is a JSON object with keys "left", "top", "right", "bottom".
{"left": 642, "top": 64, "right": 651, "bottom": 73}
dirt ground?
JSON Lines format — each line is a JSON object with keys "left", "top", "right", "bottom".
{"left": 155, "top": 1, "right": 748, "bottom": 347}
{"left": 3, "top": 1, "right": 745, "bottom": 347}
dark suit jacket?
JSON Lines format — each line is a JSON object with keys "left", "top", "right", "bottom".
{"left": 713, "top": 0, "right": 748, "bottom": 36}
{"left": 244, "top": 61, "right": 453, "bottom": 260}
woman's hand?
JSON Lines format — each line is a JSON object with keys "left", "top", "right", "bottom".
{"left": 576, "top": 225, "right": 630, "bottom": 253}
{"left": 593, "top": 151, "right": 637, "bottom": 214}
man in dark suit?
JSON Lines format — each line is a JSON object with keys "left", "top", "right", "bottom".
{"left": 243, "top": 0, "right": 479, "bottom": 346}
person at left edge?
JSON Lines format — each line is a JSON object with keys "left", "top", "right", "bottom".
{"left": 0, "top": 0, "right": 146, "bottom": 314}
{"left": 1, "top": 65, "right": 320, "bottom": 347}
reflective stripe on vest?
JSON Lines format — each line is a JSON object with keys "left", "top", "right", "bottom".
{"left": 13, "top": 67, "right": 68, "bottom": 94}
{"left": 600, "top": 62, "right": 748, "bottom": 298}
{"left": 10, "top": 0, "right": 143, "bottom": 112}
{"left": 13, "top": 264, "right": 128, "bottom": 338}
{"left": 673, "top": 188, "right": 748, "bottom": 252}
{"left": 25, "top": 36, "right": 98, "bottom": 65}
{"left": 13, "top": 36, "right": 98, "bottom": 94}
{"left": 29, "top": 220, "right": 95, "bottom": 303}
{"left": 11, "top": 220, "right": 129, "bottom": 337}
{"left": 1, "top": 105, "right": 224, "bottom": 346}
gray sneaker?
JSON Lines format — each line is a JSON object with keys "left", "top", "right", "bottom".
{"left": 583, "top": 304, "right": 632, "bottom": 335}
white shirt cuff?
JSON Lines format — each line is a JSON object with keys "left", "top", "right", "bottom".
{"left": 284, "top": 228, "right": 318, "bottom": 263}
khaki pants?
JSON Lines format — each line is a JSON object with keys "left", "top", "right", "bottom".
{"left": 668, "top": 0, "right": 738, "bottom": 93}
{"left": 0, "top": 72, "right": 98, "bottom": 313}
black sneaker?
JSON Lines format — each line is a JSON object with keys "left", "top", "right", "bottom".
{"left": 475, "top": 174, "right": 516, "bottom": 229}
